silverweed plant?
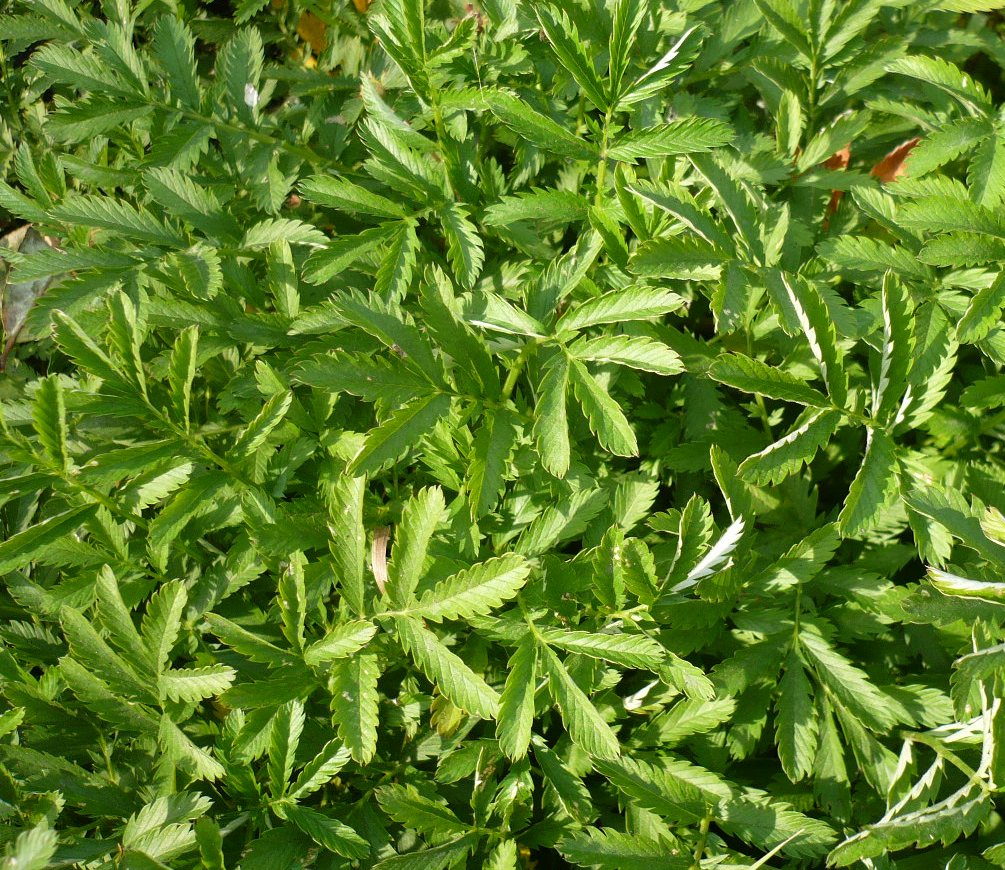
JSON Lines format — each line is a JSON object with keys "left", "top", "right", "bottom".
{"left": 2, "top": 0, "right": 1005, "bottom": 867}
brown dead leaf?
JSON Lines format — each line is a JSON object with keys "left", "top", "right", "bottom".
{"left": 371, "top": 526, "right": 390, "bottom": 596}
{"left": 825, "top": 144, "right": 851, "bottom": 171}
{"left": 1, "top": 225, "right": 61, "bottom": 372}
{"left": 822, "top": 145, "right": 852, "bottom": 229}
{"left": 352, "top": 0, "right": 371, "bottom": 14}
{"left": 871, "top": 137, "right": 921, "bottom": 183}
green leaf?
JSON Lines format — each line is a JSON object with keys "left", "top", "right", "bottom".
{"left": 303, "top": 620, "right": 377, "bottom": 666}
{"left": 299, "top": 175, "right": 408, "bottom": 218}
{"left": 595, "top": 754, "right": 728, "bottom": 822}
{"left": 569, "top": 358, "right": 638, "bottom": 457}
{"left": 608, "top": 118, "right": 734, "bottom": 161}
{"left": 376, "top": 784, "right": 468, "bottom": 837}
{"left": 330, "top": 653, "right": 381, "bottom": 764}
{"left": 535, "top": 6, "right": 609, "bottom": 111}
{"left": 484, "top": 90, "right": 597, "bottom": 160}
{"left": 568, "top": 334, "right": 684, "bottom": 376}
{"left": 776, "top": 273, "right": 848, "bottom": 407}
{"left": 754, "top": 0, "right": 812, "bottom": 58}
{"left": 31, "top": 375, "right": 69, "bottom": 470}
{"left": 160, "top": 665, "right": 236, "bottom": 703}
{"left": 414, "top": 554, "right": 532, "bottom": 622}
{"left": 323, "top": 471, "right": 367, "bottom": 616}
{"left": 0, "top": 825, "right": 58, "bottom": 870}
{"left": 167, "top": 326, "right": 198, "bottom": 431}
{"left": 483, "top": 189, "right": 590, "bottom": 227}
{"left": 557, "top": 287, "right": 685, "bottom": 332}
{"left": 718, "top": 794, "right": 835, "bottom": 858}
{"left": 738, "top": 409, "right": 841, "bottom": 486}
{"left": 837, "top": 430, "right": 899, "bottom": 537}
{"left": 872, "top": 274, "right": 914, "bottom": 423}
{"left": 538, "top": 642, "right": 620, "bottom": 760}
{"left": 0, "top": 505, "right": 96, "bottom": 575}
{"left": 468, "top": 408, "right": 518, "bottom": 519}
{"left": 241, "top": 218, "right": 327, "bottom": 250}
{"left": 958, "top": 273, "right": 1005, "bottom": 342}
{"left": 496, "top": 635, "right": 537, "bottom": 760}
{"left": 268, "top": 700, "right": 306, "bottom": 800}
{"left": 51, "top": 195, "right": 185, "bottom": 246}
{"left": 152, "top": 15, "right": 201, "bottom": 109}
{"left": 799, "top": 625, "right": 899, "bottom": 731}
{"left": 533, "top": 355, "right": 571, "bottom": 478}
{"left": 375, "top": 221, "right": 419, "bottom": 303}
{"left": 373, "top": 836, "right": 478, "bottom": 870}
{"left": 775, "top": 650, "right": 818, "bottom": 782}
{"left": 708, "top": 354, "right": 831, "bottom": 407}
{"left": 887, "top": 54, "right": 994, "bottom": 113}
{"left": 620, "top": 26, "right": 703, "bottom": 105}
{"left": 278, "top": 802, "right": 368, "bottom": 859}
{"left": 438, "top": 202, "right": 483, "bottom": 290}
{"left": 349, "top": 393, "right": 452, "bottom": 476}
{"left": 559, "top": 829, "right": 690, "bottom": 869}
{"left": 387, "top": 486, "right": 447, "bottom": 607}
{"left": 395, "top": 616, "right": 500, "bottom": 718}
{"left": 289, "top": 740, "right": 352, "bottom": 800}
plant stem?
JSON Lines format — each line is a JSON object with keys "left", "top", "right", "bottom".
{"left": 500, "top": 341, "right": 538, "bottom": 401}
{"left": 691, "top": 814, "right": 712, "bottom": 869}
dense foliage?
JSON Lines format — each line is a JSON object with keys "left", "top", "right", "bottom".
{"left": 3, "top": 0, "right": 1005, "bottom": 866}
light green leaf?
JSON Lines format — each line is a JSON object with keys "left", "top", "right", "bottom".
{"left": 330, "top": 653, "right": 381, "bottom": 764}
{"left": 395, "top": 616, "right": 500, "bottom": 719}
{"left": 569, "top": 358, "right": 638, "bottom": 457}
{"left": 539, "top": 642, "right": 620, "bottom": 760}
{"left": 414, "top": 554, "right": 532, "bottom": 622}
{"left": 496, "top": 635, "right": 537, "bottom": 760}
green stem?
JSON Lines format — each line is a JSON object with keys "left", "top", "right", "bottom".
{"left": 691, "top": 814, "right": 712, "bottom": 870}
{"left": 500, "top": 341, "right": 538, "bottom": 402}
{"left": 595, "top": 108, "right": 614, "bottom": 206}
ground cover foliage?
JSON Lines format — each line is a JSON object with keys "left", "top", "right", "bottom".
{"left": 3, "top": 0, "right": 1005, "bottom": 866}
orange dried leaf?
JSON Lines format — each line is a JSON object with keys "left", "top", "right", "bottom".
{"left": 824, "top": 144, "right": 851, "bottom": 171}
{"left": 822, "top": 146, "right": 851, "bottom": 228}
{"left": 871, "top": 137, "right": 920, "bottom": 183}
{"left": 297, "top": 11, "right": 328, "bottom": 53}
{"left": 352, "top": 0, "right": 370, "bottom": 13}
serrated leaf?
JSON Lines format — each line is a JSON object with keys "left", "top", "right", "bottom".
{"left": 608, "top": 117, "right": 734, "bottom": 161}
{"left": 775, "top": 650, "right": 817, "bottom": 782}
{"left": 161, "top": 665, "right": 236, "bottom": 704}
{"left": 533, "top": 354, "right": 571, "bottom": 478}
{"left": 708, "top": 354, "right": 831, "bottom": 407}
{"left": 414, "top": 554, "right": 531, "bottom": 621}
{"left": 330, "top": 653, "right": 380, "bottom": 764}
{"left": 395, "top": 616, "right": 500, "bottom": 718}
{"left": 438, "top": 202, "right": 483, "bottom": 290}
{"left": 559, "top": 828, "right": 689, "bottom": 869}
{"left": 568, "top": 334, "right": 684, "bottom": 375}
{"left": 349, "top": 393, "right": 452, "bottom": 476}
{"left": 569, "top": 358, "right": 638, "bottom": 457}
{"left": 483, "top": 90, "right": 597, "bottom": 160}
{"left": 376, "top": 784, "right": 468, "bottom": 837}
{"left": 538, "top": 642, "right": 620, "bottom": 759}
{"left": 535, "top": 6, "right": 608, "bottom": 111}
{"left": 303, "top": 620, "right": 377, "bottom": 666}
{"left": 557, "top": 287, "right": 685, "bottom": 332}
{"left": 496, "top": 635, "right": 537, "bottom": 760}
{"left": 837, "top": 430, "right": 899, "bottom": 537}
{"left": 279, "top": 802, "right": 369, "bottom": 859}
{"left": 386, "top": 486, "right": 446, "bottom": 607}
{"left": 268, "top": 700, "right": 305, "bottom": 800}
{"left": 299, "top": 175, "right": 408, "bottom": 218}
